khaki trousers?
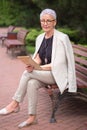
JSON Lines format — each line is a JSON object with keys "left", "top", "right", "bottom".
{"left": 12, "top": 70, "right": 56, "bottom": 114}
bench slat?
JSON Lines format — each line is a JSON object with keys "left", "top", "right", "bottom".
{"left": 76, "top": 71, "right": 87, "bottom": 82}
{"left": 7, "top": 25, "right": 15, "bottom": 33}
{"left": 73, "top": 48, "right": 87, "bottom": 57}
{"left": 75, "top": 63, "right": 87, "bottom": 75}
{"left": 77, "top": 77, "right": 87, "bottom": 88}
{"left": 75, "top": 56, "right": 87, "bottom": 66}
{"left": 72, "top": 44, "right": 87, "bottom": 52}
{"left": 17, "top": 29, "right": 28, "bottom": 43}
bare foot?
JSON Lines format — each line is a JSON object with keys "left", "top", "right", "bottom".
{"left": 26, "top": 115, "right": 36, "bottom": 124}
{"left": 6, "top": 100, "right": 19, "bottom": 113}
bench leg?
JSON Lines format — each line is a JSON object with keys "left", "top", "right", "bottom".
{"left": 49, "top": 90, "right": 62, "bottom": 123}
{"left": 49, "top": 88, "right": 87, "bottom": 123}
{"left": 6, "top": 47, "right": 9, "bottom": 54}
{"left": 1, "top": 38, "right": 5, "bottom": 47}
{"left": 50, "top": 89, "right": 70, "bottom": 123}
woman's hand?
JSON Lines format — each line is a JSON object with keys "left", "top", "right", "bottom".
{"left": 26, "top": 65, "right": 34, "bottom": 72}
{"left": 41, "top": 63, "right": 51, "bottom": 71}
{"left": 33, "top": 53, "right": 42, "bottom": 65}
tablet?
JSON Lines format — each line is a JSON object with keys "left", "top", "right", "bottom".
{"left": 17, "top": 55, "right": 42, "bottom": 70}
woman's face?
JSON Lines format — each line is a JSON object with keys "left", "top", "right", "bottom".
{"left": 40, "top": 14, "right": 56, "bottom": 33}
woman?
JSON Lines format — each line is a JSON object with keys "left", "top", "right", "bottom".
{"left": 0, "top": 8, "right": 77, "bottom": 128}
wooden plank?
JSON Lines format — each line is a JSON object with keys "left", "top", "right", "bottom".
{"left": 8, "top": 25, "right": 15, "bottom": 33}
{"left": 77, "top": 77, "right": 87, "bottom": 88}
{"left": 72, "top": 44, "right": 87, "bottom": 52}
{"left": 76, "top": 71, "right": 87, "bottom": 82}
{"left": 75, "top": 56, "right": 87, "bottom": 66}
{"left": 17, "top": 29, "right": 29, "bottom": 43}
{"left": 73, "top": 48, "right": 87, "bottom": 57}
{"left": 75, "top": 63, "right": 87, "bottom": 75}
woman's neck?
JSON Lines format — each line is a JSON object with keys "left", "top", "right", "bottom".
{"left": 45, "top": 30, "right": 54, "bottom": 39}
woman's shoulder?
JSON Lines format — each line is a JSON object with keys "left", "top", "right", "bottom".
{"left": 54, "top": 29, "right": 70, "bottom": 41}
{"left": 54, "top": 29, "right": 68, "bottom": 37}
{"left": 36, "top": 32, "right": 45, "bottom": 40}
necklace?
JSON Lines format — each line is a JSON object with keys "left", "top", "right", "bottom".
{"left": 44, "top": 38, "right": 48, "bottom": 64}
{"left": 44, "top": 36, "right": 53, "bottom": 64}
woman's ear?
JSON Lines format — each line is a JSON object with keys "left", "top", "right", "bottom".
{"left": 54, "top": 20, "right": 57, "bottom": 27}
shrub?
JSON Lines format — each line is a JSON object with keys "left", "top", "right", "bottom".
{"left": 58, "top": 27, "right": 80, "bottom": 43}
{"left": 58, "top": 27, "right": 87, "bottom": 44}
{"left": 26, "top": 28, "right": 43, "bottom": 46}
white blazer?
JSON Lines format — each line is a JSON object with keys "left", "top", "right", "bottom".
{"left": 33, "top": 29, "right": 77, "bottom": 94}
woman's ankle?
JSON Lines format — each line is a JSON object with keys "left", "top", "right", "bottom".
{"left": 6, "top": 100, "right": 19, "bottom": 111}
{"left": 26, "top": 115, "right": 36, "bottom": 123}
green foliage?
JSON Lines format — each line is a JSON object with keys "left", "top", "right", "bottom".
{"left": 26, "top": 45, "right": 35, "bottom": 54}
{"left": 0, "top": 0, "right": 87, "bottom": 44}
{"left": 26, "top": 28, "right": 43, "bottom": 46}
{"left": 58, "top": 27, "right": 87, "bottom": 44}
{"left": 58, "top": 27, "right": 80, "bottom": 43}
{"left": 0, "top": 0, "right": 40, "bottom": 27}
{"left": 81, "top": 88, "right": 87, "bottom": 93}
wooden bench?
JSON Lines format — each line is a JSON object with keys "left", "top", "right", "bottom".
{"left": 4, "top": 29, "right": 29, "bottom": 56}
{"left": 0, "top": 25, "right": 15, "bottom": 46}
{"left": 46, "top": 44, "right": 87, "bottom": 123}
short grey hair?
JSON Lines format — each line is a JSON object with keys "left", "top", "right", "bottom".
{"left": 40, "top": 8, "right": 57, "bottom": 19}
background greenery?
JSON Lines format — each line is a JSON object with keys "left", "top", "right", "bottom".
{"left": 0, "top": 0, "right": 87, "bottom": 46}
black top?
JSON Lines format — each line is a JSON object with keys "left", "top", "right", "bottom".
{"left": 38, "top": 36, "right": 53, "bottom": 65}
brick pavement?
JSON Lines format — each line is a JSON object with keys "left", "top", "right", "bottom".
{"left": 0, "top": 28, "right": 87, "bottom": 130}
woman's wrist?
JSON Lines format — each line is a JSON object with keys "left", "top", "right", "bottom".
{"left": 41, "top": 64, "right": 51, "bottom": 71}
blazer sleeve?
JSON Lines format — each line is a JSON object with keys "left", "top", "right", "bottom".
{"left": 64, "top": 35, "right": 77, "bottom": 92}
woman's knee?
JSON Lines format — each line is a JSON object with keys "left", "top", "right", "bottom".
{"left": 22, "top": 70, "right": 28, "bottom": 75}
{"left": 21, "top": 70, "right": 31, "bottom": 79}
{"left": 27, "top": 79, "right": 40, "bottom": 90}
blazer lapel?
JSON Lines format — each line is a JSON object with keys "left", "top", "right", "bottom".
{"left": 51, "top": 34, "right": 57, "bottom": 64}
{"left": 33, "top": 33, "right": 45, "bottom": 58}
